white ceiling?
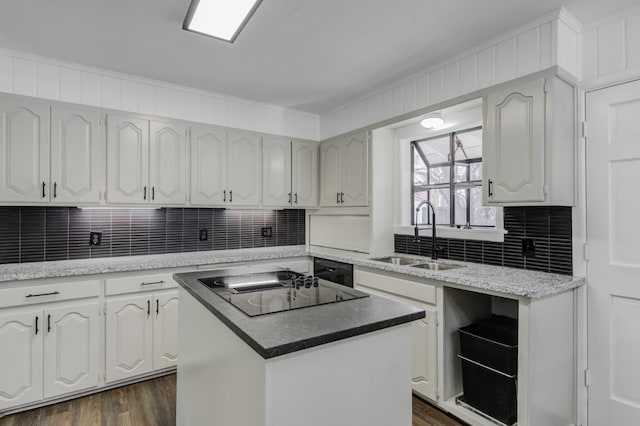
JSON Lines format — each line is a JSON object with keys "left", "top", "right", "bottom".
{"left": 0, "top": 0, "right": 636, "bottom": 113}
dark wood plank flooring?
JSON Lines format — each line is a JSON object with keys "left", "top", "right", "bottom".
{"left": 0, "top": 375, "right": 464, "bottom": 426}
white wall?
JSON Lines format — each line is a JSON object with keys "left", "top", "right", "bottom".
{"left": 0, "top": 47, "right": 320, "bottom": 141}
{"left": 319, "top": 9, "right": 581, "bottom": 140}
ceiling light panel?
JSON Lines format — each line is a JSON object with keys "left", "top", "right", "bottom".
{"left": 183, "top": 0, "right": 263, "bottom": 43}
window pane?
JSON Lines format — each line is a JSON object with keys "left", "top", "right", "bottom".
{"left": 414, "top": 190, "right": 450, "bottom": 225}
{"left": 470, "top": 162, "right": 482, "bottom": 181}
{"left": 470, "top": 186, "right": 496, "bottom": 226}
{"left": 454, "top": 129, "right": 483, "bottom": 161}
{"left": 454, "top": 189, "right": 469, "bottom": 226}
{"left": 429, "top": 166, "right": 450, "bottom": 185}
{"left": 416, "top": 136, "right": 449, "bottom": 165}
{"left": 455, "top": 164, "right": 468, "bottom": 183}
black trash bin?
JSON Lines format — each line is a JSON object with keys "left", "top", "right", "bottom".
{"left": 457, "top": 315, "right": 518, "bottom": 425}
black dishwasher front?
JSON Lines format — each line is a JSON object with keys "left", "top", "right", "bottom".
{"left": 313, "top": 258, "right": 353, "bottom": 288}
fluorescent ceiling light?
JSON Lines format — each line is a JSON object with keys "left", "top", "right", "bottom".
{"left": 420, "top": 113, "right": 445, "bottom": 129}
{"left": 183, "top": 0, "right": 263, "bottom": 43}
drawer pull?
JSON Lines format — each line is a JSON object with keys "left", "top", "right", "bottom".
{"left": 47, "top": 314, "right": 51, "bottom": 333}
{"left": 26, "top": 291, "right": 60, "bottom": 298}
{"left": 156, "top": 299, "right": 159, "bottom": 316}
{"left": 147, "top": 300, "right": 151, "bottom": 317}
{"left": 140, "top": 280, "right": 165, "bottom": 286}
{"left": 35, "top": 316, "right": 39, "bottom": 335}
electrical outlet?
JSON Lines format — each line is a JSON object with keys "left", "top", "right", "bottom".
{"left": 89, "top": 231, "right": 102, "bottom": 246}
{"left": 522, "top": 238, "right": 536, "bottom": 257}
{"left": 199, "top": 229, "right": 208, "bottom": 241}
{"left": 261, "top": 227, "right": 272, "bottom": 238}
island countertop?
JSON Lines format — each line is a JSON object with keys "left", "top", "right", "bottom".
{"left": 173, "top": 269, "right": 425, "bottom": 359}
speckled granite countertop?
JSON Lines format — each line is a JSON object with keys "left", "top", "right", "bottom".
{"left": 174, "top": 269, "right": 424, "bottom": 359}
{"left": 0, "top": 245, "right": 585, "bottom": 298}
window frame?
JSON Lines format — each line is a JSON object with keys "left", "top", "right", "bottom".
{"left": 411, "top": 125, "right": 493, "bottom": 228}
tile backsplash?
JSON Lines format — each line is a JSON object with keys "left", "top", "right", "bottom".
{"left": 394, "top": 206, "right": 573, "bottom": 275}
{"left": 0, "top": 207, "right": 305, "bottom": 264}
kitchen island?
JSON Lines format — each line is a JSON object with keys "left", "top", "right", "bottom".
{"left": 173, "top": 269, "right": 424, "bottom": 426}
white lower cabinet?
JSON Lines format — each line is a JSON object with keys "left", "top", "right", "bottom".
{"left": 105, "top": 289, "right": 178, "bottom": 383}
{"left": 354, "top": 268, "right": 438, "bottom": 402}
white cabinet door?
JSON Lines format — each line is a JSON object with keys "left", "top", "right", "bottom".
{"left": 319, "top": 140, "right": 341, "bottom": 206}
{"left": 484, "top": 78, "right": 545, "bottom": 204}
{"left": 106, "top": 115, "right": 149, "bottom": 204}
{"left": 105, "top": 295, "right": 153, "bottom": 383}
{"left": 150, "top": 121, "right": 187, "bottom": 205}
{"left": 43, "top": 302, "right": 100, "bottom": 399}
{"left": 50, "top": 106, "right": 103, "bottom": 204}
{"left": 341, "top": 132, "right": 368, "bottom": 206}
{"left": 412, "top": 305, "right": 438, "bottom": 402}
{"left": 153, "top": 291, "right": 179, "bottom": 370}
{"left": 190, "top": 125, "right": 227, "bottom": 206}
{"left": 0, "top": 309, "right": 43, "bottom": 410}
{"left": 292, "top": 140, "right": 318, "bottom": 207}
{"left": 228, "top": 130, "right": 261, "bottom": 206}
{"left": 263, "top": 136, "right": 292, "bottom": 207}
{"left": 0, "top": 98, "right": 50, "bottom": 202}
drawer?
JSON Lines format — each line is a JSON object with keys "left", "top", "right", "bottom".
{"left": 355, "top": 269, "right": 436, "bottom": 305}
{"left": 0, "top": 280, "right": 100, "bottom": 309}
{"left": 106, "top": 273, "right": 178, "bottom": 296}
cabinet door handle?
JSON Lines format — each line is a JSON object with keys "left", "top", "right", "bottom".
{"left": 488, "top": 179, "right": 494, "bottom": 198}
{"left": 26, "top": 291, "right": 60, "bottom": 298}
{"left": 294, "top": 193, "right": 298, "bottom": 204}
{"left": 147, "top": 300, "right": 151, "bottom": 317}
{"left": 340, "top": 192, "right": 344, "bottom": 203}
{"left": 35, "top": 316, "right": 39, "bottom": 335}
{"left": 47, "top": 314, "right": 51, "bottom": 333}
{"left": 152, "top": 186, "right": 155, "bottom": 201}
{"left": 229, "top": 190, "right": 232, "bottom": 203}
{"left": 42, "top": 182, "right": 46, "bottom": 198}
{"left": 336, "top": 192, "right": 340, "bottom": 204}
{"left": 288, "top": 193, "right": 292, "bottom": 204}
{"left": 53, "top": 182, "right": 57, "bottom": 199}
{"left": 140, "top": 280, "right": 165, "bottom": 286}
{"left": 223, "top": 190, "right": 226, "bottom": 202}
{"left": 143, "top": 186, "right": 147, "bottom": 200}
{"left": 156, "top": 299, "right": 159, "bottom": 316}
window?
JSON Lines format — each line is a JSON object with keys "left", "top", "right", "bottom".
{"left": 412, "top": 127, "right": 495, "bottom": 227}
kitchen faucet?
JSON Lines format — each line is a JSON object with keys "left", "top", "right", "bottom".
{"left": 414, "top": 200, "right": 442, "bottom": 261}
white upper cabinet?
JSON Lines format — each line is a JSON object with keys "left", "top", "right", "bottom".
{"left": 483, "top": 75, "right": 576, "bottom": 206}
{"left": 190, "top": 124, "right": 227, "bottom": 206}
{"left": 149, "top": 121, "right": 188, "bottom": 205}
{"left": 106, "top": 114, "right": 149, "bottom": 204}
{"left": 320, "top": 131, "right": 368, "bottom": 207}
{"left": 50, "top": 106, "right": 104, "bottom": 204}
{"left": 228, "top": 130, "right": 261, "bottom": 206}
{"left": 263, "top": 136, "right": 292, "bottom": 207}
{"left": 0, "top": 98, "right": 50, "bottom": 203}
{"left": 291, "top": 139, "right": 318, "bottom": 207}
{"left": 191, "top": 127, "right": 261, "bottom": 207}
{"left": 263, "top": 137, "right": 318, "bottom": 208}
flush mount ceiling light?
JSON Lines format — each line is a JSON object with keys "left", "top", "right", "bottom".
{"left": 183, "top": 0, "right": 263, "bottom": 43}
{"left": 420, "top": 113, "right": 445, "bottom": 129}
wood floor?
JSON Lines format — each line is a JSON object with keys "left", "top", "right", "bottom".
{"left": 0, "top": 375, "right": 465, "bottom": 426}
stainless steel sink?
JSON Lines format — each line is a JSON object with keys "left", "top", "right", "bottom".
{"left": 371, "top": 256, "right": 422, "bottom": 266}
{"left": 411, "top": 262, "right": 463, "bottom": 271}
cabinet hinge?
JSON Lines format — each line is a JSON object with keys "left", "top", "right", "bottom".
{"left": 584, "top": 369, "right": 590, "bottom": 387}
{"left": 583, "top": 243, "right": 589, "bottom": 262}
{"left": 104, "top": 302, "right": 107, "bottom": 315}
{"left": 543, "top": 77, "right": 548, "bottom": 94}
{"left": 582, "top": 121, "right": 590, "bottom": 139}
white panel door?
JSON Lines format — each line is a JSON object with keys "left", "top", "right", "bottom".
{"left": 0, "top": 98, "right": 50, "bottom": 202}
{"left": 262, "top": 136, "right": 292, "bottom": 207}
{"left": 412, "top": 306, "right": 438, "bottom": 402}
{"left": 292, "top": 140, "right": 318, "bottom": 207}
{"left": 105, "top": 295, "right": 153, "bottom": 383}
{"left": 0, "top": 308, "right": 43, "bottom": 410}
{"left": 484, "top": 78, "right": 545, "bottom": 203}
{"left": 106, "top": 115, "right": 149, "bottom": 204}
{"left": 43, "top": 302, "right": 100, "bottom": 399}
{"left": 150, "top": 121, "right": 187, "bottom": 205}
{"left": 228, "top": 130, "right": 261, "bottom": 206}
{"left": 587, "top": 80, "right": 640, "bottom": 426}
{"left": 190, "top": 125, "right": 227, "bottom": 206}
{"left": 319, "top": 140, "right": 341, "bottom": 206}
{"left": 50, "top": 106, "right": 103, "bottom": 204}
{"left": 153, "top": 291, "right": 179, "bottom": 370}
{"left": 341, "top": 132, "right": 369, "bottom": 206}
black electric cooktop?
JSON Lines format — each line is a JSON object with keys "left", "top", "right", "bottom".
{"left": 198, "top": 271, "right": 368, "bottom": 317}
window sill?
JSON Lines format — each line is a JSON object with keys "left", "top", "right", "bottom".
{"left": 394, "top": 225, "right": 506, "bottom": 243}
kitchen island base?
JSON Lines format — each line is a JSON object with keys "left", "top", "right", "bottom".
{"left": 176, "top": 287, "right": 414, "bottom": 426}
